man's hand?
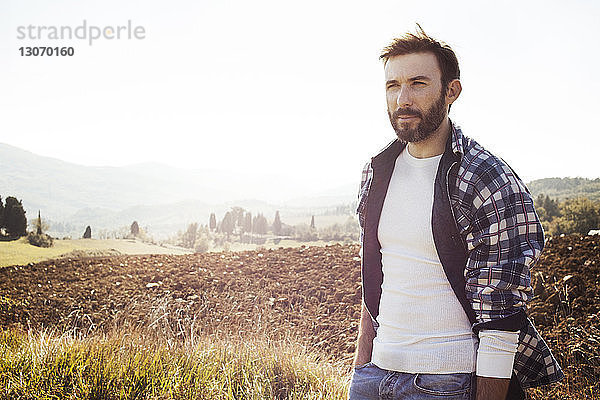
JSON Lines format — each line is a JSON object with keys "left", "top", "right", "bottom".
{"left": 476, "top": 376, "right": 510, "bottom": 400}
{"left": 353, "top": 303, "right": 376, "bottom": 367}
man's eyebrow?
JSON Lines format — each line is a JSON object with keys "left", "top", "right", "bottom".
{"left": 409, "top": 75, "right": 431, "bottom": 82}
{"left": 385, "top": 76, "right": 432, "bottom": 86}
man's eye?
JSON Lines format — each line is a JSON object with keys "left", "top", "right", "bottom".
{"left": 413, "top": 81, "right": 426, "bottom": 86}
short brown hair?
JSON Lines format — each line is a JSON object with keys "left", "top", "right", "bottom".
{"left": 380, "top": 25, "right": 460, "bottom": 90}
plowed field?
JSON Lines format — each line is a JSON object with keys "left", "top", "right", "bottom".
{"left": 0, "top": 244, "right": 363, "bottom": 361}
{"left": 1, "top": 235, "right": 598, "bottom": 397}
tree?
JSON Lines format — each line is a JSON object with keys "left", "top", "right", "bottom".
{"left": 252, "top": 213, "right": 268, "bottom": 235}
{"left": 35, "top": 210, "right": 42, "bottom": 235}
{"left": 543, "top": 195, "right": 560, "bottom": 219}
{"left": 25, "top": 209, "right": 53, "bottom": 247}
{"left": 209, "top": 213, "right": 217, "bottom": 231}
{"left": 0, "top": 196, "right": 4, "bottom": 232}
{"left": 181, "top": 222, "right": 198, "bottom": 248}
{"left": 243, "top": 212, "right": 252, "bottom": 234}
{"left": 230, "top": 207, "right": 245, "bottom": 228}
{"left": 559, "top": 197, "right": 599, "bottom": 235}
{"left": 4, "top": 196, "right": 27, "bottom": 238}
{"left": 272, "top": 211, "right": 282, "bottom": 235}
{"left": 310, "top": 215, "right": 315, "bottom": 229}
{"left": 130, "top": 221, "right": 140, "bottom": 237}
{"left": 220, "top": 212, "right": 234, "bottom": 238}
{"left": 83, "top": 226, "right": 92, "bottom": 239}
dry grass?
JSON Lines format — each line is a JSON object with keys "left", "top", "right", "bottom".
{"left": 1, "top": 237, "right": 598, "bottom": 399}
{"left": 0, "top": 324, "right": 349, "bottom": 400}
{"left": 0, "top": 275, "right": 351, "bottom": 400}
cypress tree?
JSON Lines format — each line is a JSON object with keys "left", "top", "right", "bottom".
{"left": 221, "top": 212, "right": 234, "bottom": 238}
{"left": 273, "top": 211, "right": 282, "bottom": 235}
{"left": 243, "top": 212, "right": 252, "bottom": 233}
{"left": 131, "top": 221, "right": 140, "bottom": 237}
{"left": 36, "top": 210, "right": 43, "bottom": 235}
{"left": 209, "top": 213, "right": 217, "bottom": 231}
{"left": 0, "top": 196, "right": 4, "bottom": 233}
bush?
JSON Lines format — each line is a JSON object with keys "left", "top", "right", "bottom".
{"left": 539, "top": 195, "right": 600, "bottom": 236}
{"left": 194, "top": 236, "right": 210, "bottom": 253}
{"left": 27, "top": 232, "right": 54, "bottom": 248}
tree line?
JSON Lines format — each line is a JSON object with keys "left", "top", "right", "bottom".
{"left": 168, "top": 206, "right": 359, "bottom": 252}
{"left": 529, "top": 177, "right": 600, "bottom": 201}
{"left": 535, "top": 194, "right": 600, "bottom": 236}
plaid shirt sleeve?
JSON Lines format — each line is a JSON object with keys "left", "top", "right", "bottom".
{"left": 464, "top": 178, "right": 542, "bottom": 325}
{"left": 357, "top": 161, "right": 373, "bottom": 231}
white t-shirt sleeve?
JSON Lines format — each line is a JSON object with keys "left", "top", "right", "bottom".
{"left": 476, "top": 329, "right": 520, "bottom": 378}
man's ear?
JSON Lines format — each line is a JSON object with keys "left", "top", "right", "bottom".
{"left": 446, "top": 79, "right": 462, "bottom": 105}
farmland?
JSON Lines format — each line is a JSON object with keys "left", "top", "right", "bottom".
{"left": 0, "top": 235, "right": 599, "bottom": 399}
{"left": 0, "top": 237, "right": 194, "bottom": 268}
{"left": 0, "top": 237, "right": 351, "bottom": 268}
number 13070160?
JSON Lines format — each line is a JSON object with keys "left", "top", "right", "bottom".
{"left": 19, "top": 47, "right": 75, "bottom": 56}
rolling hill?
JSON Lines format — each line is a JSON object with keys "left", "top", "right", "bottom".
{"left": 0, "top": 143, "right": 357, "bottom": 238}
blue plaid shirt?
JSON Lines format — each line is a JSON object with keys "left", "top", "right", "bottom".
{"left": 357, "top": 122, "right": 563, "bottom": 389}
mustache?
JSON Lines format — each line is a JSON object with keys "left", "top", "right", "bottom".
{"left": 392, "top": 108, "right": 422, "bottom": 119}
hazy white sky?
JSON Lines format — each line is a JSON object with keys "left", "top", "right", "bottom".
{"left": 1, "top": 0, "right": 599, "bottom": 194}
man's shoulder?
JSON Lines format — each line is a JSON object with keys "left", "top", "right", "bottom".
{"left": 360, "top": 139, "right": 397, "bottom": 184}
{"left": 360, "top": 160, "right": 373, "bottom": 188}
{"left": 459, "top": 134, "right": 505, "bottom": 175}
{"left": 455, "top": 132, "right": 530, "bottom": 208}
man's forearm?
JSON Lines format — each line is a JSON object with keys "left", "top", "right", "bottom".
{"left": 475, "top": 329, "right": 519, "bottom": 399}
{"left": 476, "top": 376, "right": 510, "bottom": 400}
{"left": 354, "top": 331, "right": 375, "bottom": 366}
{"left": 353, "top": 302, "right": 376, "bottom": 366}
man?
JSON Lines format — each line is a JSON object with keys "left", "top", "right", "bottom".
{"left": 349, "top": 27, "right": 563, "bottom": 400}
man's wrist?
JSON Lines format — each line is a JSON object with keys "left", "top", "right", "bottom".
{"left": 353, "top": 358, "right": 371, "bottom": 367}
{"left": 476, "top": 376, "right": 510, "bottom": 400}
{"left": 476, "top": 330, "right": 519, "bottom": 378}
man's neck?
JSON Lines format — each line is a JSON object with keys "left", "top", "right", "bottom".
{"left": 406, "top": 118, "right": 451, "bottom": 159}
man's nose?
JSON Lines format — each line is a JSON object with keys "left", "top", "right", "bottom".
{"left": 396, "top": 86, "right": 412, "bottom": 107}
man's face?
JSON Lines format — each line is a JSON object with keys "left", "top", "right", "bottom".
{"left": 384, "top": 52, "right": 448, "bottom": 143}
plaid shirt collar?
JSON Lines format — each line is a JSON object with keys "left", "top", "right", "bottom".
{"left": 449, "top": 120, "right": 464, "bottom": 157}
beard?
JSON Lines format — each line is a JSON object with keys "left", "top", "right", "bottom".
{"left": 388, "top": 92, "right": 447, "bottom": 143}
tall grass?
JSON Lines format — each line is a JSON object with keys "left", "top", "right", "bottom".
{"left": 0, "top": 327, "right": 349, "bottom": 400}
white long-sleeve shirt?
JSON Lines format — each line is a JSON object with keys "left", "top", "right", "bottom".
{"left": 372, "top": 147, "right": 517, "bottom": 378}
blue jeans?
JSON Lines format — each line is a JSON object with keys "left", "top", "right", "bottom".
{"left": 348, "top": 362, "right": 475, "bottom": 400}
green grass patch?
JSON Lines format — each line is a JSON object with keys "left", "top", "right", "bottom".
{"left": 0, "top": 238, "right": 192, "bottom": 268}
{"left": 0, "top": 327, "right": 349, "bottom": 399}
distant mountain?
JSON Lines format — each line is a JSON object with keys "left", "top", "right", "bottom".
{"left": 9, "top": 142, "right": 594, "bottom": 240}
{"left": 0, "top": 143, "right": 308, "bottom": 215}
{"left": 0, "top": 143, "right": 356, "bottom": 239}
{"left": 528, "top": 177, "right": 600, "bottom": 201}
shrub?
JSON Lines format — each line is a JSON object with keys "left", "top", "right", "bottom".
{"left": 194, "top": 236, "right": 210, "bottom": 253}
{"left": 26, "top": 232, "right": 54, "bottom": 248}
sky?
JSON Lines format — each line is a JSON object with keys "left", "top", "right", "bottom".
{"left": 1, "top": 0, "right": 599, "bottom": 197}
